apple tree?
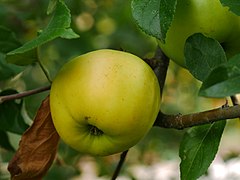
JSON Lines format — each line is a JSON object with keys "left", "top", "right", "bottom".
{"left": 0, "top": 0, "right": 240, "bottom": 179}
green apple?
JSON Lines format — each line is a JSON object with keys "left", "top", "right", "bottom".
{"left": 158, "top": 0, "right": 240, "bottom": 67}
{"left": 50, "top": 49, "right": 161, "bottom": 156}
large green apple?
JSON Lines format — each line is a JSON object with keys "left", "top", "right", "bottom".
{"left": 50, "top": 49, "right": 161, "bottom": 156}
{"left": 158, "top": 0, "right": 240, "bottom": 67}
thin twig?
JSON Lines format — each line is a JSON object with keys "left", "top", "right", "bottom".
{"left": 0, "top": 85, "right": 51, "bottom": 104}
{"left": 154, "top": 104, "right": 240, "bottom": 129}
{"left": 37, "top": 47, "right": 52, "bottom": 83}
{"left": 111, "top": 150, "right": 129, "bottom": 180}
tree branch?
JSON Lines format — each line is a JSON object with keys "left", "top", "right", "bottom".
{"left": 0, "top": 85, "right": 51, "bottom": 104}
{"left": 144, "top": 47, "right": 169, "bottom": 96}
{"left": 154, "top": 104, "right": 240, "bottom": 129}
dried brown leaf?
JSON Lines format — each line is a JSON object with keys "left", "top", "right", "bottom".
{"left": 8, "top": 96, "right": 60, "bottom": 180}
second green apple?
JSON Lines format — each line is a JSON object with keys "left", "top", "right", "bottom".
{"left": 158, "top": 0, "right": 240, "bottom": 67}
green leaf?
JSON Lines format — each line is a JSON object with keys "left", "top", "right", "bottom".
{"left": 200, "top": 54, "right": 240, "bottom": 97}
{"left": 180, "top": 121, "right": 226, "bottom": 180}
{"left": 220, "top": 0, "right": 240, "bottom": 16}
{"left": 60, "top": 28, "right": 80, "bottom": 39}
{"left": 0, "top": 26, "right": 21, "bottom": 53}
{"left": 47, "top": 0, "right": 58, "bottom": 15}
{"left": 5, "top": 49, "right": 38, "bottom": 66}
{"left": 6, "top": 0, "right": 79, "bottom": 66}
{"left": 0, "top": 90, "right": 29, "bottom": 134}
{"left": 0, "top": 130, "right": 15, "bottom": 151}
{"left": 185, "top": 33, "right": 227, "bottom": 81}
{"left": 159, "top": 0, "right": 177, "bottom": 42}
{"left": 0, "top": 53, "right": 24, "bottom": 80}
{"left": 131, "top": 0, "right": 177, "bottom": 41}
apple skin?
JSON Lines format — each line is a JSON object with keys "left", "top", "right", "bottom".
{"left": 50, "top": 49, "right": 161, "bottom": 156}
{"left": 158, "top": 0, "right": 240, "bottom": 67}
